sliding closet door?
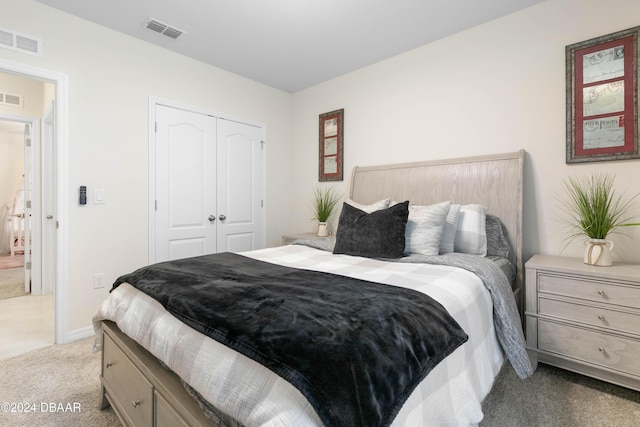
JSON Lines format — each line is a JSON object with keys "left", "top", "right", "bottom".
{"left": 154, "top": 105, "right": 217, "bottom": 262}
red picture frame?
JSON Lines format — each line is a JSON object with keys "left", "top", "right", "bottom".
{"left": 318, "top": 109, "right": 344, "bottom": 181}
{"left": 566, "top": 26, "right": 640, "bottom": 163}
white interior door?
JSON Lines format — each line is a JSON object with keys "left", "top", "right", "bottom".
{"left": 216, "top": 119, "right": 264, "bottom": 252}
{"left": 28, "top": 119, "right": 43, "bottom": 295}
{"left": 155, "top": 105, "right": 217, "bottom": 262}
{"left": 22, "top": 123, "right": 31, "bottom": 292}
{"left": 41, "top": 103, "right": 55, "bottom": 295}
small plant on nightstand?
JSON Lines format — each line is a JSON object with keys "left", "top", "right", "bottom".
{"left": 561, "top": 173, "right": 640, "bottom": 266}
{"left": 312, "top": 186, "right": 341, "bottom": 237}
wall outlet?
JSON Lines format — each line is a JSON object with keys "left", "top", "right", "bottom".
{"left": 93, "top": 273, "right": 105, "bottom": 289}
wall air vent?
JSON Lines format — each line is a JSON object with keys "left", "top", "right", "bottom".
{"left": 144, "top": 18, "right": 186, "bottom": 40}
{"left": 0, "top": 91, "right": 24, "bottom": 108}
{"left": 0, "top": 27, "right": 42, "bottom": 56}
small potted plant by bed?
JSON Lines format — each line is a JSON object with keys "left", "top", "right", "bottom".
{"left": 561, "top": 173, "right": 640, "bottom": 266}
{"left": 312, "top": 186, "right": 341, "bottom": 237}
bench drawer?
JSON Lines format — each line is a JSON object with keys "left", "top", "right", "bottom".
{"left": 103, "top": 333, "right": 153, "bottom": 426}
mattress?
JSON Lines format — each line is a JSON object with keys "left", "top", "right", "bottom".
{"left": 94, "top": 244, "right": 506, "bottom": 426}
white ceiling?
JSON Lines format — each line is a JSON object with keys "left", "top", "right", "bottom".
{"left": 34, "top": 0, "right": 543, "bottom": 93}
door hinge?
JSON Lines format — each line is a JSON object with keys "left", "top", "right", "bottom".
{"left": 25, "top": 200, "right": 31, "bottom": 209}
{"left": 261, "top": 140, "right": 265, "bottom": 150}
{"left": 155, "top": 122, "right": 158, "bottom": 133}
{"left": 155, "top": 200, "right": 158, "bottom": 211}
{"left": 26, "top": 261, "right": 31, "bottom": 270}
{"left": 25, "top": 138, "right": 31, "bottom": 147}
{"left": 261, "top": 199, "right": 264, "bottom": 208}
{"left": 56, "top": 220, "right": 59, "bottom": 229}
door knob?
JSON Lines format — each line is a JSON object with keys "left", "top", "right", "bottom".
{"left": 46, "top": 215, "right": 54, "bottom": 219}
{"left": 219, "top": 214, "right": 226, "bottom": 221}
{"left": 208, "top": 215, "right": 216, "bottom": 222}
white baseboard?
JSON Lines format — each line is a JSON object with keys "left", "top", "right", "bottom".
{"left": 63, "top": 325, "right": 95, "bottom": 343}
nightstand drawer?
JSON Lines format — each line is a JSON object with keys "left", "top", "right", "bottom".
{"left": 539, "top": 320, "right": 640, "bottom": 377}
{"left": 103, "top": 334, "right": 153, "bottom": 426}
{"left": 539, "top": 297, "right": 640, "bottom": 336}
{"left": 538, "top": 273, "right": 640, "bottom": 309}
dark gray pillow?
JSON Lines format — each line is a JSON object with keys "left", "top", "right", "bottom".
{"left": 485, "top": 214, "right": 511, "bottom": 259}
{"left": 333, "top": 201, "right": 409, "bottom": 259}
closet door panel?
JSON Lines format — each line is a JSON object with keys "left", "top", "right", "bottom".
{"left": 216, "top": 119, "right": 264, "bottom": 253}
{"left": 155, "top": 105, "right": 217, "bottom": 262}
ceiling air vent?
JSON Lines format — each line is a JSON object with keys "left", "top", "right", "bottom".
{"left": 144, "top": 18, "right": 185, "bottom": 40}
{"left": 0, "top": 27, "right": 42, "bottom": 56}
{"left": 0, "top": 91, "right": 24, "bottom": 108}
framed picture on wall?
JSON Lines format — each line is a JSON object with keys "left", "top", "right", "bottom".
{"left": 566, "top": 26, "right": 640, "bottom": 164}
{"left": 319, "top": 109, "right": 344, "bottom": 181}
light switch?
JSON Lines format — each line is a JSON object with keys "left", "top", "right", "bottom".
{"left": 94, "top": 188, "right": 105, "bottom": 204}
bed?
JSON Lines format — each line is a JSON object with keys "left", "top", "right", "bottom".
{"left": 93, "top": 149, "right": 532, "bottom": 427}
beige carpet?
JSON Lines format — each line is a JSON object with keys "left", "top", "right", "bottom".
{"left": 2, "top": 336, "right": 640, "bottom": 426}
{"left": 0, "top": 337, "right": 120, "bottom": 427}
{"left": 481, "top": 362, "right": 640, "bottom": 426}
{"left": 0, "top": 267, "right": 27, "bottom": 300}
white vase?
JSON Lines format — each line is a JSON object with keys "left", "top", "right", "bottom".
{"left": 316, "top": 222, "right": 329, "bottom": 237}
{"left": 583, "top": 238, "right": 614, "bottom": 266}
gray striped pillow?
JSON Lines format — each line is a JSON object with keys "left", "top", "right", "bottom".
{"left": 404, "top": 201, "right": 451, "bottom": 256}
{"left": 454, "top": 204, "right": 487, "bottom": 256}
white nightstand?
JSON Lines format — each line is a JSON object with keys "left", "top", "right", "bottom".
{"left": 281, "top": 232, "right": 334, "bottom": 246}
{"left": 525, "top": 254, "right": 640, "bottom": 391}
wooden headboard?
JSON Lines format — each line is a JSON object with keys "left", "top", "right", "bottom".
{"left": 348, "top": 150, "right": 525, "bottom": 315}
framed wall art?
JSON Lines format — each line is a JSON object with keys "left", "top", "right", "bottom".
{"left": 566, "top": 26, "right": 640, "bottom": 164}
{"left": 318, "top": 109, "right": 344, "bottom": 181}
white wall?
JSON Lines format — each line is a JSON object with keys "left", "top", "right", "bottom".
{"left": 0, "top": 71, "right": 45, "bottom": 117}
{"left": 0, "top": 72, "right": 43, "bottom": 255}
{"left": 290, "top": 0, "right": 640, "bottom": 264}
{"left": 3, "top": 0, "right": 640, "bottom": 339}
{"left": 2, "top": 0, "right": 294, "bottom": 337}
{"left": 0, "top": 130, "right": 23, "bottom": 254}
{"left": 0, "top": 130, "right": 24, "bottom": 213}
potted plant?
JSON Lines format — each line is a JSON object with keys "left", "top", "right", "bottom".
{"left": 312, "top": 186, "right": 341, "bottom": 237}
{"left": 561, "top": 173, "right": 640, "bottom": 266}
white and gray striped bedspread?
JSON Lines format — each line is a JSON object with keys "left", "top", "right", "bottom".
{"left": 93, "top": 244, "right": 512, "bottom": 426}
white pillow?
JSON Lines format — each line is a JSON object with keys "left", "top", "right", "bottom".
{"left": 439, "top": 204, "right": 461, "bottom": 254}
{"left": 405, "top": 201, "right": 451, "bottom": 256}
{"left": 454, "top": 204, "right": 487, "bottom": 256}
{"left": 345, "top": 198, "right": 390, "bottom": 213}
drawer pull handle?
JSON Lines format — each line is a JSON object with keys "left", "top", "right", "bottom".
{"left": 598, "top": 347, "right": 606, "bottom": 354}
{"left": 598, "top": 315, "right": 606, "bottom": 321}
{"left": 597, "top": 290, "right": 606, "bottom": 296}
{"left": 105, "top": 362, "right": 113, "bottom": 369}
{"left": 132, "top": 400, "right": 141, "bottom": 408}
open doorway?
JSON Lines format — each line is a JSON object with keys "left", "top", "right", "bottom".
{"left": 0, "top": 70, "right": 56, "bottom": 359}
{"left": 0, "top": 120, "right": 27, "bottom": 293}
{"left": 0, "top": 120, "right": 27, "bottom": 299}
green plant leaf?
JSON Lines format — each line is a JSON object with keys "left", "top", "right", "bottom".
{"left": 312, "top": 186, "right": 341, "bottom": 222}
{"left": 560, "top": 173, "right": 640, "bottom": 244}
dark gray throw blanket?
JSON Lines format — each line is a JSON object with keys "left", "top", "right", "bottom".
{"left": 296, "top": 239, "right": 535, "bottom": 379}
{"left": 112, "top": 252, "right": 468, "bottom": 427}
